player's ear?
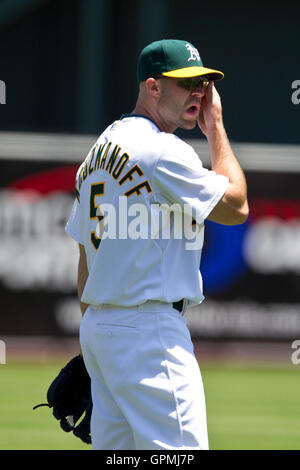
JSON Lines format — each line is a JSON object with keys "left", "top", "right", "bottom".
{"left": 144, "top": 78, "right": 161, "bottom": 98}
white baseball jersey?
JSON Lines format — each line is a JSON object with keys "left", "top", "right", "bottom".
{"left": 65, "top": 115, "right": 229, "bottom": 308}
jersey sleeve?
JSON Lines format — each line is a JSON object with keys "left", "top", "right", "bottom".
{"left": 152, "top": 137, "right": 229, "bottom": 226}
{"left": 65, "top": 198, "right": 85, "bottom": 245}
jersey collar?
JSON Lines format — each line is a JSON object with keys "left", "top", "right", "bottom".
{"left": 120, "top": 113, "right": 161, "bottom": 132}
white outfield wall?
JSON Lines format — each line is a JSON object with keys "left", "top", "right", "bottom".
{"left": 0, "top": 131, "right": 299, "bottom": 172}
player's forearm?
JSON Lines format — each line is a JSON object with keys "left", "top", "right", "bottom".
{"left": 207, "top": 122, "right": 248, "bottom": 214}
{"left": 78, "top": 272, "right": 89, "bottom": 316}
{"left": 78, "top": 273, "right": 89, "bottom": 316}
{"left": 78, "top": 244, "right": 90, "bottom": 316}
{"left": 79, "top": 299, "right": 89, "bottom": 316}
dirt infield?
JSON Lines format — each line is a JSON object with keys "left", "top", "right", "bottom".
{"left": 1, "top": 335, "right": 294, "bottom": 366}
{"left": 193, "top": 339, "right": 294, "bottom": 366}
{"left": 1, "top": 336, "right": 81, "bottom": 362}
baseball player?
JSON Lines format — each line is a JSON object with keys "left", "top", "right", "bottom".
{"left": 65, "top": 39, "right": 248, "bottom": 450}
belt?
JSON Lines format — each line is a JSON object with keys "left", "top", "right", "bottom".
{"left": 172, "top": 299, "right": 184, "bottom": 313}
{"left": 95, "top": 300, "right": 186, "bottom": 313}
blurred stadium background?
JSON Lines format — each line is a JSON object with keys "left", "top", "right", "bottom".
{"left": 0, "top": 0, "right": 300, "bottom": 450}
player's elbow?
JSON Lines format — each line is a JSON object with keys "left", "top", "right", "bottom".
{"left": 232, "top": 204, "right": 249, "bottom": 225}
{"left": 228, "top": 201, "right": 249, "bottom": 225}
{"left": 220, "top": 182, "right": 249, "bottom": 225}
{"left": 207, "top": 199, "right": 249, "bottom": 225}
{"left": 240, "top": 201, "right": 250, "bottom": 222}
{"left": 220, "top": 188, "right": 249, "bottom": 225}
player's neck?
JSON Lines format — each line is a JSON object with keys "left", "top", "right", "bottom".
{"left": 131, "top": 102, "right": 176, "bottom": 134}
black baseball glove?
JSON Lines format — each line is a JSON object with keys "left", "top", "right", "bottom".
{"left": 33, "top": 355, "right": 92, "bottom": 444}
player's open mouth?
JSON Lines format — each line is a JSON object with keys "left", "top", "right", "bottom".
{"left": 186, "top": 105, "right": 199, "bottom": 115}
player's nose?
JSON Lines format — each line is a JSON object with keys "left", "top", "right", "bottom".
{"left": 191, "top": 86, "right": 206, "bottom": 98}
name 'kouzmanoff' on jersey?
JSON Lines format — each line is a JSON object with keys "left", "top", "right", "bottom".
{"left": 74, "top": 137, "right": 204, "bottom": 250}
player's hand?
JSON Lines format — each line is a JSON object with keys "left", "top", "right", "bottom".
{"left": 197, "top": 82, "right": 223, "bottom": 136}
{"left": 33, "top": 355, "right": 92, "bottom": 444}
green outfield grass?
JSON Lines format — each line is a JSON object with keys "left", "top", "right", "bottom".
{"left": 0, "top": 359, "right": 299, "bottom": 450}
{"left": 203, "top": 365, "right": 300, "bottom": 450}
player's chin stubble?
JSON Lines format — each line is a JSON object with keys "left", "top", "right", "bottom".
{"left": 179, "top": 113, "right": 199, "bottom": 130}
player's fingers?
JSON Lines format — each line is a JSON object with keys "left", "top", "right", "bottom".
{"left": 204, "top": 81, "right": 215, "bottom": 103}
{"left": 197, "top": 107, "right": 206, "bottom": 135}
{"left": 205, "top": 80, "right": 214, "bottom": 94}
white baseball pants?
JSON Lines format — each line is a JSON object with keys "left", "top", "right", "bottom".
{"left": 79, "top": 301, "right": 209, "bottom": 450}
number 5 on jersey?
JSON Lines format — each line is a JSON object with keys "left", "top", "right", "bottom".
{"left": 90, "top": 182, "right": 105, "bottom": 250}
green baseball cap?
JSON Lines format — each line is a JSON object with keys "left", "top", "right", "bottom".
{"left": 137, "top": 39, "right": 224, "bottom": 83}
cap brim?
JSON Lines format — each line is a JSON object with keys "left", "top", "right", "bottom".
{"left": 162, "top": 66, "right": 224, "bottom": 81}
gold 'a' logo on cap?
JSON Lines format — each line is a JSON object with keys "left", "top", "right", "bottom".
{"left": 185, "top": 44, "right": 200, "bottom": 62}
